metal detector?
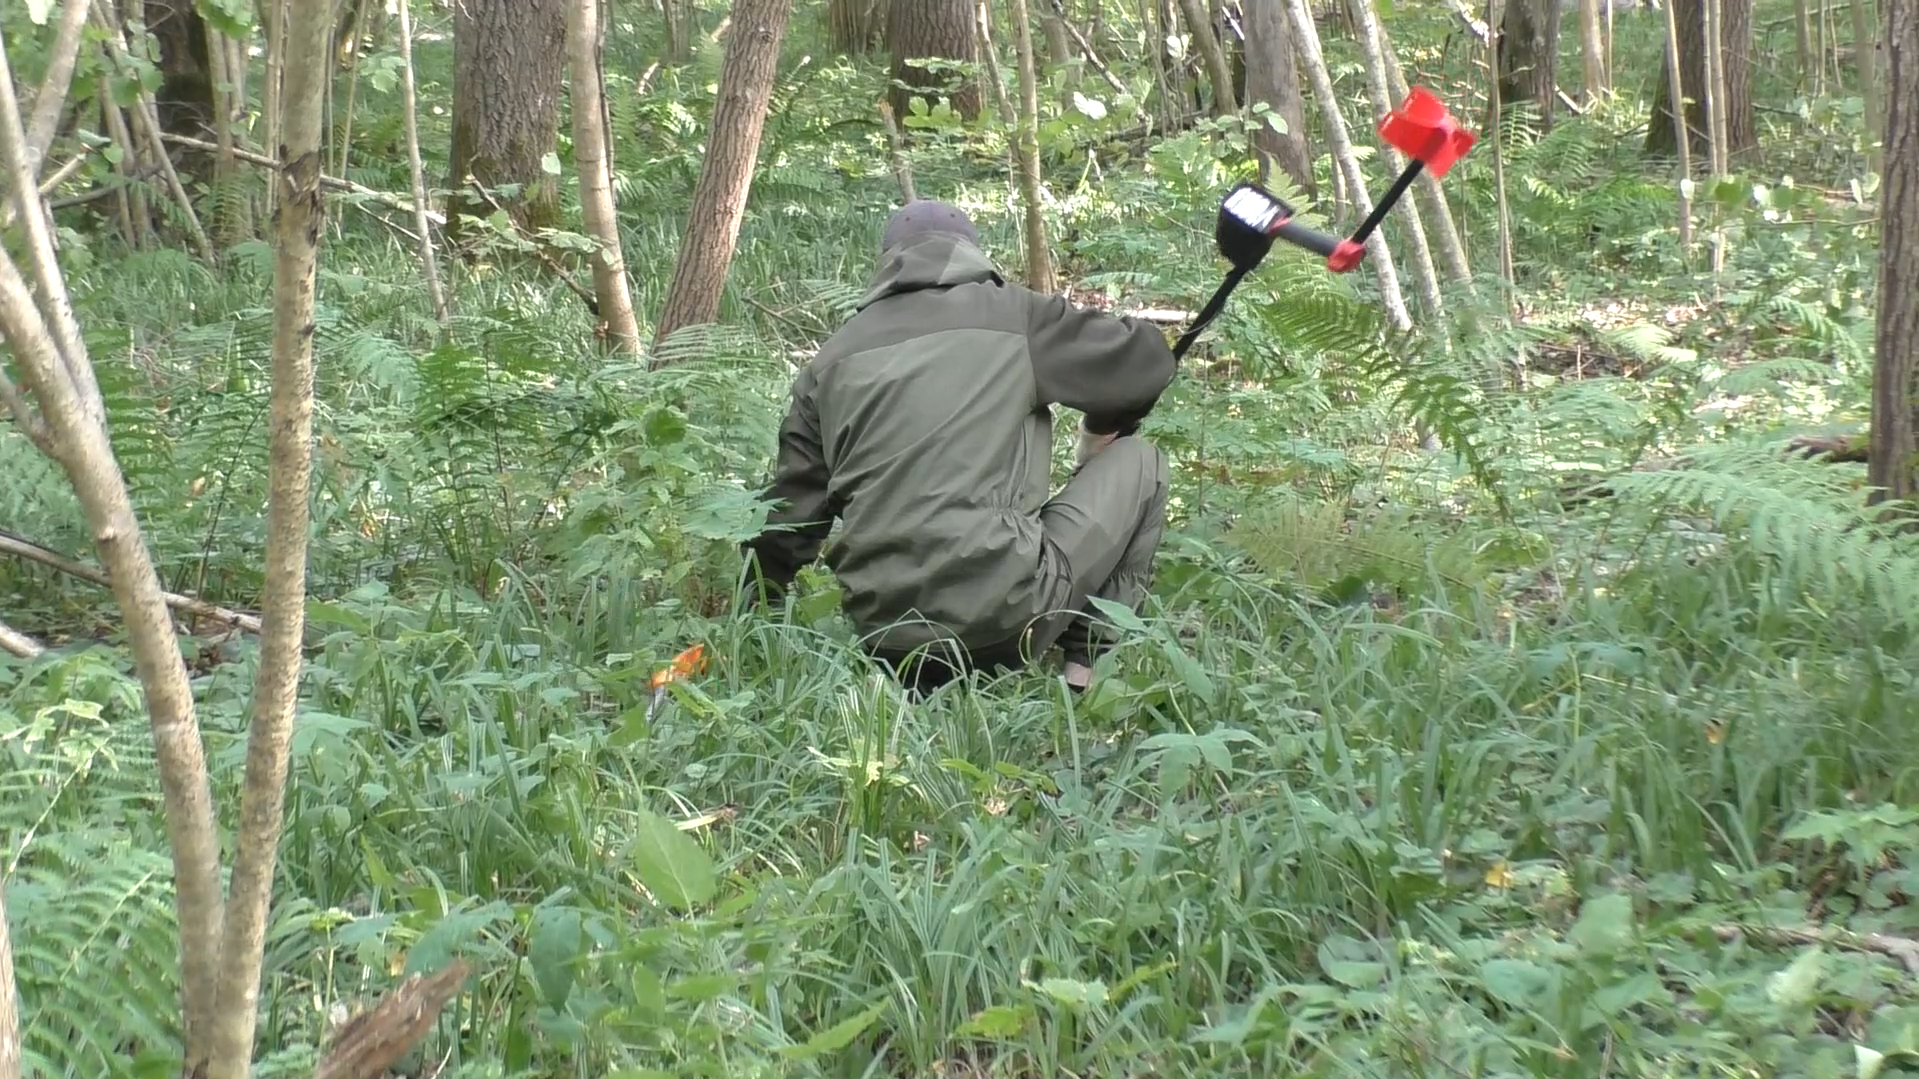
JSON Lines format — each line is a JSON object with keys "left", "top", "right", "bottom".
{"left": 1169, "top": 87, "right": 1478, "bottom": 362}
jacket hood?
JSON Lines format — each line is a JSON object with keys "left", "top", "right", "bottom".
{"left": 857, "top": 233, "right": 1003, "bottom": 310}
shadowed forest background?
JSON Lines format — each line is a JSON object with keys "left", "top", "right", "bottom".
{"left": 1, "top": 0, "right": 1917, "bottom": 1075}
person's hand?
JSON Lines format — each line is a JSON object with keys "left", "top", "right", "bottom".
{"left": 1076, "top": 423, "right": 1117, "bottom": 465}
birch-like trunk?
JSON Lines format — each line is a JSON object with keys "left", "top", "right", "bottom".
{"left": 200, "top": 0, "right": 330, "bottom": 1071}
{"left": 397, "top": 0, "right": 449, "bottom": 323}
{"left": 1282, "top": 0, "right": 1412, "bottom": 330}
{"left": 1376, "top": 29, "right": 1472, "bottom": 283}
{"left": 1664, "top": 0, "right": 1695, "bottom": 249}
{"left": 0, "top": 881, "right": 16, "bottom": 1079}
{"left": 1346, "top": 0, "right": 1443, "bottom": 316}
{"left": 263, "top": 0, "right": 286, "bottom": 217}
{"left": 0, "top": 20, "right": 225, "bottom": 1061}
{"left": 1867, "top": 0, "right": 1914, "bottom": 504}
{"left": 25, "top": 0, "right": 92, "bottom": 174}
{"left": 569, "top": 0, "right": 641, "bottom": 349}
{"left": 977, "top": 0, "right": 1018, "bottom": 124}
{"left": 1010, "top": 0, "right": 1057, "bottom": 292}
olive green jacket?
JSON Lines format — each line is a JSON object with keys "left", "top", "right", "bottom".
{"left": 743, "top": 232, "right": 1176, "bottom": 652}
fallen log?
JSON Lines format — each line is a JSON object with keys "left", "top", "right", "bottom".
{"left": 0, "top": 528, "right": 262, "bottom": 635}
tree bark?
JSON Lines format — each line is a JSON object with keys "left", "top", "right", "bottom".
{"left": 198, "top": 0, "right": 329, "bottom": 1072}
{"left": 1177, "top": 0, "right": 1239, "bottom": 115}
{"left": 1242, "top": 0, "right": 1315, "bottom": 198}
{"left": 571, "top": 0, "right": 641, "bottom": 350}
{"left": 653, "top": 0, "right": 794, "bottom": 352}
{"left": 0, "top": 881, "right": 16, "bottom": 1079}
{"left": 1853, "top": 0, "right": 1882, "bottom": 175}
{"left": 1868, "top": 0, "right": 1915, "bottom": 505}
{"left": 1284, "top": 0, "right": 1412, "bottom": 330}
{"left": 448, "top": 0, "right": 568, "bottom": 243}
{"left": 1664, "top": 0, "right": 1697, "bottom": 247}
{"left": 0, "top": 23, "right": 225, "bottom": 1063}
{"left": 1347, "top": 0, "right": 1442, "bottom": 317}
{"left": 1377, "top": 22, "right": 1471, "bottom": 284}
{"left": 887, "top": 0, "right": 982, "bottom": 122}
{"left": 977, "top": 0, "right": 1019, "bottom": 125}
{"left": 1010, "top": 0, "right": 1057, "bottom": 293}
{"left": 1646, "top": 0, "right": 1757, "bottom": 160}
{"left": 397, "top": 0, "right": 449, "bottom": 323}
{"left": 1580, "top": 0, "right": 1609, "bottom": 101}
{"left": 25, "top": 0, "right": 92, "bottom": 175}
{"left": 827, "top": 0, "right": 883, "bottom": 51}
{"left": 1496, "top": 0, "right": 1562, "bottom": 127}
{"left": 144, "top": 0, "right": 214, "bottom": 144}
{"left": 664, "top": 0, "right": 694, "bottom": 60}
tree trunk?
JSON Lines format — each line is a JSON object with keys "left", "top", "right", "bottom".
{"left": 1646, "top": 0, "right": 1757, "bottom": 160}
{"left": 653, "top": 0, "right": 794, "bottom": 352}
{"left": 977, "top": 0, "right": 1018, "bottom": 124}
{"left": 0, "top": 26, "right": 225, "bottom": 1064}
{"left": 1242, "top": 0, "right": 1314, "bottom": 197}
{"left": 203, "top": 23, "right": 251, "bottom": 249}
{"left": 1580, "top": 0, "right": 1609, "bottom": 101}
{"left": 198, "top": 0, "right": 329, "bottom": 1072}
{"left": 664, "top": 0, "right": 694, "bottom": 59}
{"left": 1853, "top": 0, "right": 1882, "bottom": 175}
{"left": 1377, "top": 21, "right": 1471, "bottom": 284}
{"left": 1664, "top": 0, "right": 1697, "bottom": 247}
{"left": 887, "top": 0, "right": 981, "bottom": 122}
{"left": 1177, "top": 0, "right": 1239, "bottom": 115}
{"left": 571, "top": 0, "right": 641, "bottom": 351}
{"left": 1284, "top": 0, "right": 1412, "bottom": 330}
{"left": 0, "top": 881, "right": 17, "bottom": 1079}
{"left": 1347, "top": 0, "right": 1442, "bottom": 317}
{"left": 397, "top": 0, "right": 449, "bottom": 323}
{"left": 25, "top": 0, "right": 92, "bottom": 174}
{"left": 145, "top": 0, "right": 214, "bottom": 141}
{"left": 827, "top": 0, "right": 883, "bottom": 51}
{"left": 1868, "top": 0, "right": 1915, "bottom": 505}
{"left": 1496, "top": 0, "right": 1562, "bottom": 127}
{"left": 1010, "top": 0, "right": 1057, "bottom": 293}
{"left": 448, "top": 0, "right": 568, "bottom": 243}
{"left": 1794, "top": 0, "right": 1815, "bottom": 85}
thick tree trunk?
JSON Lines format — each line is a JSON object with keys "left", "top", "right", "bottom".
{"left": 1853, "top": 0, "right": 1882, "bottom": 174}
{"left": 145, "top": 0, "right": 214, "bottom": 139}
{"left": 1869, "top": 0, "right": 1916, "bottom": 504}
{"left": 664, "top": 0, "right": 694, "bottom": 59}
{"left": 448, "top": 0, "right": 568, "bottom": 243}
{"left": 1011, "top": 0, "right": 1057, "bottom": 293}
{"left": 1243, "top": 0, "right": 1315, "bottom": 199}
{"left": 571, "top": 0, "right": 641, "bottom": 351}
{"left": 653, "top": 0, "right": 794, "bottom": 352}
{"left": 1646, "top": 0, "right": 1757, "bottom": 160}
{"left": 1496, "top": 0, "right": 1562, "bottom": 127}
{"left": 199, "top": 0, "right": 330, "bottom": 1072}
{"left": 887, "top": 0, "right": 982, "bottom": 122}
{"left": 0, "top": 24, "right": 225, "bottom": 1063}
{"left": 827, "top": 0, "right": 883, "bottom": 51}
{"left": 1177, "top": 0, "right": 1239, "bottom": 115}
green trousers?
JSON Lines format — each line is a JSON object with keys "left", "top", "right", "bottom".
{"left": 869, "top": 435, "right": 1169, "bottom": 693}
{"left": 1029, "top": 434, "right": 1171, "bottom": 664}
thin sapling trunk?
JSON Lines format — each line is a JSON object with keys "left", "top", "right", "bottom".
{"left": 1010, "top": 0, "right": 1057, "bottom": 292}
{"left": 568, "top": 0, "right": 641, "bottom": 349}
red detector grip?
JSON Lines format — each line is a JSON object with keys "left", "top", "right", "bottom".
{"left": 1327, "top": 239, "right": 1366, "bottom": 273}
{"left": 1377, "top": 87, "right": 1477, "bottom": 179}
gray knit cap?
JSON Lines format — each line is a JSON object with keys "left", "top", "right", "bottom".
{"left": 879, "top": 199, "right": 979, "bottom": 255}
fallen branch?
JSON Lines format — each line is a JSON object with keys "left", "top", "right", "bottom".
{"left": 0, "top": 619, "right": 44, "bottom": 659}
{"left": 1715, "top": 924, "right": 1919, "bottom": 976}
{"left": 313, "top": 959, "right": 471, "bottom": 1079}
{"left": 1788, "top": 433, "right": 1870, "bottom": 463}
{"left": 0, "top": 528, "right": 262, "bottom": 634}
{"left": 158, "top": 131, "right": 448, "bottom": 226}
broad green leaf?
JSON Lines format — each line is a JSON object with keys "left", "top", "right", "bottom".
{"left": 541, "top": 151, "right": 563, "bottom": 176}
{"left": 1568, "top": 892, "right": 1636, "bottom": 958}
{"left": 627, "top": 808, "right": 718, "bottom": 910}
{"left": 195, "top": 0, "right": 253, "bottom": 36}
{"left": 1033, "top": 977, "right": 1109, "bottom": 1008}
{"left": 777, "top": 1000, "right": 888, "bottom": 1060}
{"left": 1480, "top": 958, "right": 1554, "bottom": 1009}
{"left": 956, "top": 1004, "right": 1032, "bottom": 1039}
{"left": 527, "top": 906, "right": 583, "bottom": 1010}
{"left": 1322, "top": 959, "right": 1387, "bottom": 989}
{"left": 1071, "top": 92, "right": 1107, "bottom": 120}
{"left": 25, "top": 0, "right": 54, "bottom": 24}
{"left": 1768, "top": 945, "right": 1825, "bottom": 1009}
{"left": 1856, "top": 1045, "right": 1887, "bottom": 1079}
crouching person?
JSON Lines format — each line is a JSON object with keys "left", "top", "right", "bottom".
{"left": 740, "top": 200, "right": 1175, "bottom": 695}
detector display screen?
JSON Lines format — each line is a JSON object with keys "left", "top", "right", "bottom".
{"left": 1221, "top": 185, "right": 1291, "bottom": 235}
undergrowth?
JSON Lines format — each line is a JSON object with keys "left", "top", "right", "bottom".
{"left": 2, "top": 0, "right": 1912, "bottom": 1077}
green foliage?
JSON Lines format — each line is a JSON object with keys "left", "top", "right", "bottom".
{"left": 4, "top": 0, "right": 1908, "bottom": 1077}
